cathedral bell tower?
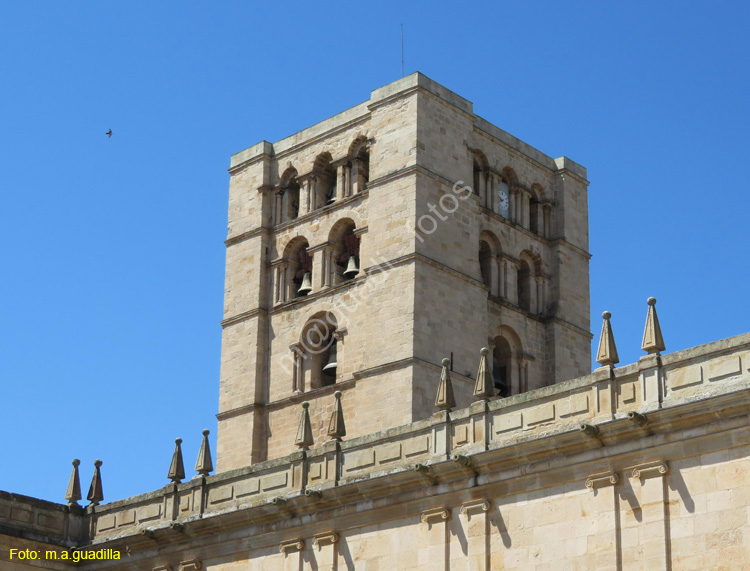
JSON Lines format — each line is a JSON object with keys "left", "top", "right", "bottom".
{"left": 216, "top": 74, "right": 592, "bottom": 471}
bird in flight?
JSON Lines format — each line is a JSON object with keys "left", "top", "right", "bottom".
{"left": 106, "top": 129, "right": 112, "bottom": 138}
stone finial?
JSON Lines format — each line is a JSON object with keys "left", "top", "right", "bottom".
{"left": 435, "top": 358, "right": 456, "bottom": 411}
{"left": 595, "top": 311, "right": 620, "bottom": 367}
{"left": 641, "top": 297, "right": 666, "bottom": 355}
{"left": 194, "top": 430, "right": 213, "bottom": 476}
{"left": 473, "top": 347, "right": 495, "bottom": 400}
{"left": 64, "top": 459, "right": 82, "bottom": 506}
{"left": 327, "top": 391, "right": 346, "bottom": 441}
{"left": 87, "top": 460, "right": 104, "bottom": 506}
{"left": 295, "top": 402, "right": 314, "bottom": 449}
{"left": 168, "top": 438, "right": 185, "bottom": 483}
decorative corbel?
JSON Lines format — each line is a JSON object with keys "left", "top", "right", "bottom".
{"left": 421, "top": 507, "right": 451, "bottom": 524}
{"left": 312, "top": 531, "right": 339, "bottom": 549}
{"left": 279, "top": 538, "right": 305, "bottom": 554}
{"left": 585, "top": 472, "right": 618, "bottom": 490}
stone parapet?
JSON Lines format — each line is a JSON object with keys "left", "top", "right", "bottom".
{"left": 3, "top": 331, "right": 748, "bottom": 560}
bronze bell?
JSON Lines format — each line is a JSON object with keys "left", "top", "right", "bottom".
{"left": 343, "top": 256, "right": 359, "bottom": 279}
{"left": 322, "top": 338, "right": 338, "bottom": 372}
{"left": 297, "top": 272, "right": 312, "bottom": 296}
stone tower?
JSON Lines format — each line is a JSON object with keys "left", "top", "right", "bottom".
{"left": 217, "top": 73, "right": 592, "bottom": 471}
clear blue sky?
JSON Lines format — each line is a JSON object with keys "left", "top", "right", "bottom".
{"left": 2, "top": 1, "right": 749, "bottom": 503}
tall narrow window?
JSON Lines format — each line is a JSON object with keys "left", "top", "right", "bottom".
{"left": 517, "top": 260, "right": 531, "bottom": 311}
{"left": 479, "top": 240, "right": 492, "bottom": 288}
{"left": 493, "top": 339, "right": 512, "bottom": 397}
{"left": 529, "top": 198, "right": 539, "bottom": 234}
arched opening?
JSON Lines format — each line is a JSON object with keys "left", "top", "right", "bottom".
{"left": 350, "top": 138, "right": 370, "bottom": 194}
{"left": 517, "top": 260, "right": 531, "bottom": 311}
{"left": 284, "top": 237, "right": 312, "bottom": 299}
{"left": 492, "top": 337, "right": 512, "bottom": 397}
{"left": 313, "top": 153, "right": 336, "bottom": 209}
{"left": 300, "top": 312, "right": 338, "bottom": 389}
{"left": 329, "top": 218, "right": 360, "bottom": 285}
{"left": 529, "top": 197, "right": 539, "bottom": 234}
{"left": 529, "top": 184, "right": 544, "bottom": 236}
{"left": 479, "top": 240, "right": 492, "bottom": 288}
{"left": 280, "top": 167, "right": 300, "bottom": 222}
{"left": 473, "top": 159, "right": 482, "bottom": 196}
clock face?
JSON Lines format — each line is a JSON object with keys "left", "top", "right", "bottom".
{"left": 498, "top": 189, "right": 509, "bottom": 210}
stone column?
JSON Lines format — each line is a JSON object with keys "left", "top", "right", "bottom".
{"left": 351, "top": 159, "right": 362, "bottom": 194}
{"left": 543, "top": 205, "right": 551, "bottom": 238}
{"left": 336, "top": 164, "right": 345, "bottom": 202}
{"left": 300, "top": 179, "right": 311, "bottom": 215}
{"left": 290, "top": 344, "right": 304, "bottom": 393}
{"left": 274, "top": 191, "right": 282, "bottom": 225}
{"left": 507, "top": 261, "right": 518, "bottom": 305}
{"left": 489, "top": 254, "right": 499, "bottom": 297}
{"left": 586, "top": 471, "right": 619, "bottom": 570}
{"left": 318, "top": 247, "right": 329, "bottom": 289}
{"left": 522, "top": 191, "right": 530, "bottom": 228}
{"left": 421, "top": 508, "right": 450, "bottom": 571}
{"left": 311, "top": 176, "right": 319, "bottom": 210}
{"left": 344, "top": 163, "right": 351, "bottom": 197}
{"left": 477, "top": 170, "right": 486, "bottom": 204}
{"left": 460, "top": 500, "right": 490, "bottom": 571}
{"left": 632, "top": 462, "right": 670, "bottom": 570}
{"left": 274, "top": 265, "right": 281, "bottom": 304}
{"left": 286, "top": 263, "right": 295, "bottom": 301}
{"left": 312, "top": 531, "right": 339, "bottom": 570}
{"left": 501, "top": 260, "right": 508, "bottom": 299}
{"left": 486, "top": 173, "right": 494, "bottom": 211}
{"left": 279, "top": 539, "right": 304, "bottom": 571}
{"left": 329, "top": 249, "right": 336, "bottom": 286}
{"left": 535, "top": 277, "right": 544, "bottom": 315}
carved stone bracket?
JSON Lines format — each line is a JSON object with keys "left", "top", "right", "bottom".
{"left": 421, "top": 507, "right": 451, "bottom": 524}
{"left": 179, "top": 560, "right": 202, "bottom": 571}
{"left": 333, "top": 327, "right": 348, "bottom": 341}
{"left": 279, "top": 538, "right": 305, "bottom": 554}
{"left": 630, "top": 461, "right": 669, "bottom": 481}
{"left": 312, "top": 531, "right": 339, "bottom": 549}
{"left": 460, "top": 499, "right": 490, "bottom": 516}
{"left": 585, "top": 471, "right": 619, "bottom": 490}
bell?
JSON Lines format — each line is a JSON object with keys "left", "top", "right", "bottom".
{"left": 343, "top": 255, "right": 359, "bottom": 279}
{"left": 297, "top": 272, "right": 312, "bottom": 296}
{"left": 322, "top": 338, "right": 338, "bottom": 372}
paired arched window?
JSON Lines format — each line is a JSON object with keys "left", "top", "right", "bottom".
{"left": 516, "top": 251, "right": 545, "bottom": 315}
